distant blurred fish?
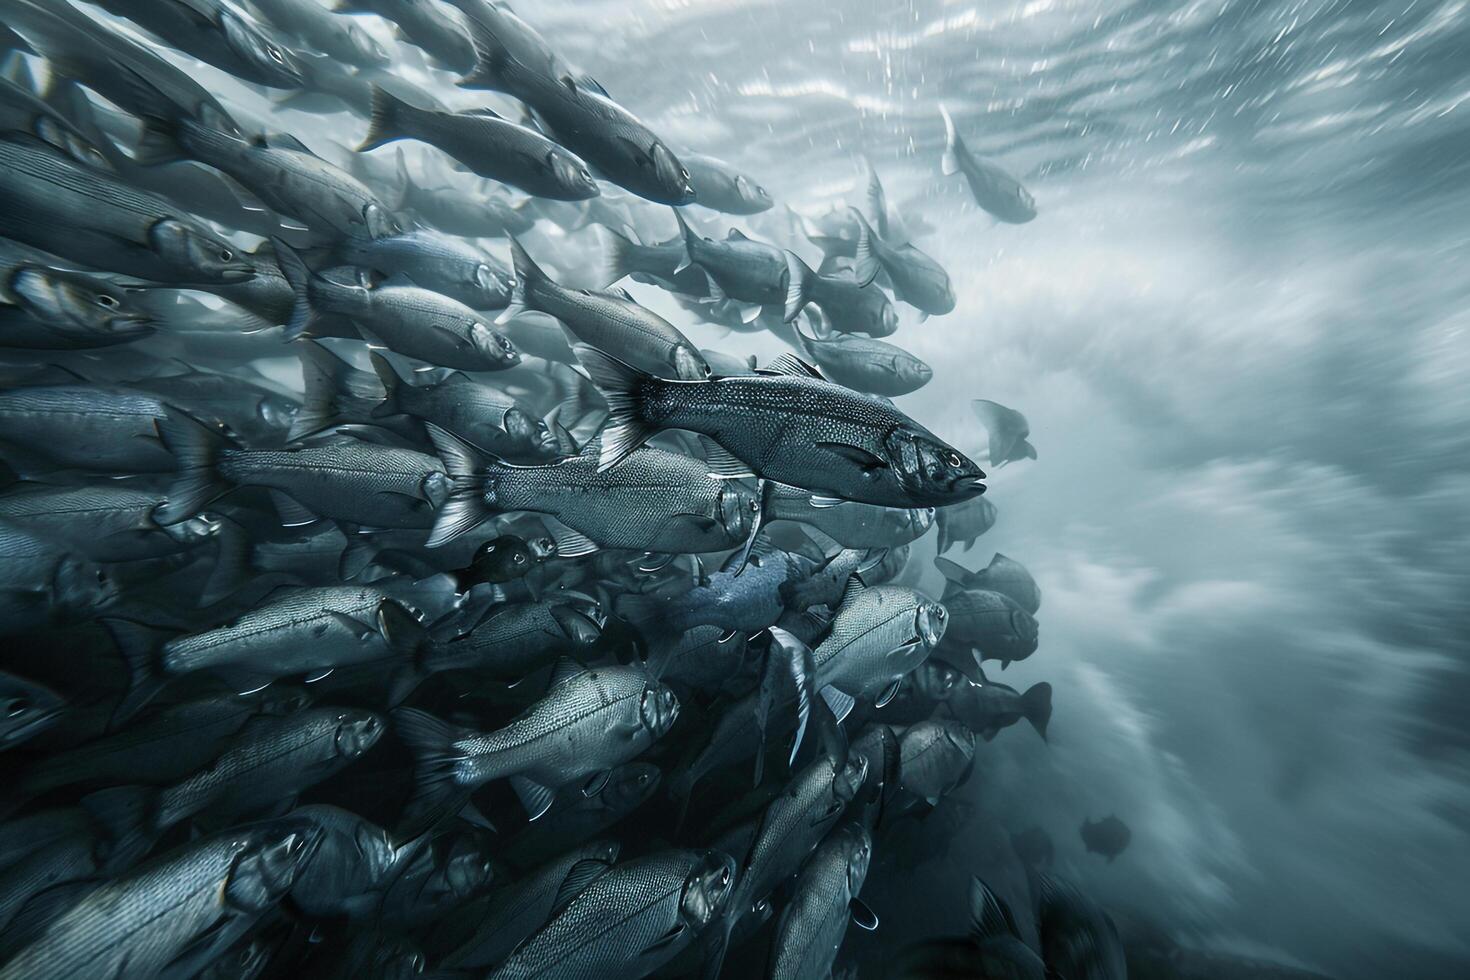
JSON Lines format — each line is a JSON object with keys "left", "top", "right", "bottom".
{"left": 940, "top": 104, "right": 1037, "bottom": 224}
{"left": 971, "top": 400, "right": 1037, "bottom": 467}
{"left": 1079, "top": 814, "right": 1132, "bottom": 862}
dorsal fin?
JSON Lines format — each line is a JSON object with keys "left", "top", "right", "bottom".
{"left": 725, "top": 228, "right": 749, "bottom": 241}
{"left": 756, "top": 353, "right": 823, "bottom": 380}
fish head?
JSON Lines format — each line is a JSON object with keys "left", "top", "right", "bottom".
{"left": 651, "top": 142, "right": 696, "bottom": 203}
{"left": 734, "top": 174, "right": 773, "bottom": 211}
{"left": 257, "top": 394, "right": 298, "bottom": 434}
{"left": 717, "top": 481, "right": 760, "bottom": 541}
{"left": 52, "top": 557, "right": 117, "bottom": 617}
{"left": 470, "top": 320, "right": 520, "bottom": 368}
{"left": 639, "top": 682, "right": 680, "bottom": 737}
{"left": 161, "top": 511, "right": 224, "bottom": 547}
{"left": 547, "top": 148, "right": 600, "bottom": 199}
{"left": 362, "top": 202, "right": 400, "bottom": 240}
{"left": 1010, "top": 606, "right": 1039, "bottom": 645}
{"left": 888, "top": 430, "right": 986, "bottom": 504}
{"left": 334, "top": 709, "right": 385, "bottom": 758}
{"left": 438, "top": 832, "right": 496, "bottom": 900}
{"left": 221, "top": 11, "right": 307, "bottom": 88}
{"left": 917, "top": 600, "right": 948, "bottom": 650}
{"left": 226, "top": 822, "right": 324, "bottom": 912}
{"left": 682, "top": 850, "right": 738, "bottom": 927}
{"left": 504, "top": 408, "right": 557, "bottom": 458}
{"left": 9, "top": 267, "right": 154, "bottom": 341}
{"left": 473, "top": 262, "right": 509, "bottom": 303}
{"left": 671, "top": 343, "right": 712, "bottom": 381}
{"left": 420, "top": 469, "right": 452, "bottom": 510}
{"left": 0, "top": 673, "right": 63, "bottom": 747}
{"left": 551, "top": 598, "right": 605, "bottom": 647}
{"left": 470, "top": 535, "right": 533, "bottom": 583}
{"left": 345, "top": 23, "right": 393, "bottom": 68}
{"left": 603, "top": 763, "right": 662, "bottom": 810}
{"left": 150, "top": 220, "right": 255, "bottom": 283}
{"left": 913, "top": 660, "right": 962, "bottom": 700}
{"left": 900, "top": 356, "right": 934, "bottom": 388}
{"left": 833, "top": 753, "right": 871, "bottom": 807}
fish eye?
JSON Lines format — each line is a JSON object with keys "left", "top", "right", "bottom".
{"left": 579, "top": 168, "right": 593, "bottom": 182}
{"left": 680, "top": 168, "right": 691, "bottom": 181}
{"left": 95, "top": 293, "right": 119, "bottom": 309}
{"left": 6, "top": 698, "right": 28, "bottom": 717}
{"left": 95, "top": 569, "right": 107, "bottom": 584}
{"left": 268, "top": 46, "right": 285, "bottom": 64}
{"left": 947, "top": 452, "right": 962, "bottom": 467}
{"left": 219, "top": 248, "right": 234, "bottom": 262}
{"left": 513, "top": 553, "right": 525, "bottom": 563}
{"left": 720, "top": 867, "right": 730, "bottom": 885}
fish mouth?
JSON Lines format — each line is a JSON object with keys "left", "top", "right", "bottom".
{"left": 964, "top": 477, "right": 987, "bottom": 495}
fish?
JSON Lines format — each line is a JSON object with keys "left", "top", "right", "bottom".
{"left": 810, "top": 581, "right": 947, "bottom": 717}
{"left": 936, "top": 589, "right": 1039, "bottom": 670}
{"left": 393, "top": 154, "right": 535, "bottom": 238}
{"left": 923, "top": 663, "right": 1051, "bottom": 742}
{"left": 276, "top": 240, "right": 517, "bottom": 370}
{"left": 487, "top": 848, "right": 736, "bottom": 980}
{"left": 681, "top": 152, "right": 773, "bottom": 214}
{"left": 418, "top": 591, "right": 604, "bottom": 685}
{"left": 427, "top": 424, "right": 758, "bottom": 557}
{"left": 599, "top": 225, "right": 709, "bottom": 295}
{"left": 141, "top": 120, "right": 400, "bottom": 243}
{"left": 0, "top": 821, "right": 322, "bottom": 980}
{"left": 0, "top": 668, "right": 63, "bottom": 751}
{"left": 500, "top": 239, "right": 708, "bottom": 380}
{"left": 249, "top": 0, "right": 391, "bottom": 68}
{"left": 898, "top": 718, "right": 977, "bottom": 806}
{"left": 1035, "top": 874, "right": 1128, "bottom": 980}
{"left": 455, "top": 3, "right": 695, "bottom": 204}
{"left": 940, "top": 105, "right": 1037, "bottom": 224}
{"left": 340, "top": 0, "right": 476, "bottom": 71}
{"left": 790, "top": 309, "right": 933, "bottom": 396}
{"left": 81, "top": 708, "right": 383, "bottom": 861}
{"left": 310, "top": 229, "right": 513, "bottom": 310}
{"left": 156, "top": 408, "right": 452, "bottom": 530}
{"left": 848, "top": 208, "right": 955, "bottom": 317}
{"left": 673, "top": 210, "right": 810, "bottom": 322}
{"left": 0, "top": 482, "right": 220, "bottom": 562}
{"left": 127, "top": 367, "right": 300, "bottom": 447}
{"left": 805, "top": 270, "right": 900, "bottom": 337}
{"left": 0, "top": 137, "right": 253, "bottom": 285}
{"left": 394, "top": 659, "right": 679, "bottom": 825}
{"left": 501, "top": 763, "right": 661, "bottom": 872}
{"left": 0, "top": 383, "right": 180, "bottom": 474}
{"left": 765, "top": 822, "right": 877, "bottom": 980}
{"left": 1079, "top": 815, "right": 1132, "bottom": 862}
{"left": 0, "top": 519, "right": 118, "bottom": 635}
{"left": 89, "top": 0, "right": 308, "bottom": 89}
{"left": 0, "top": 262, "right": 154, "bottom": 350}
{"left": 361, "top": 86, "right": 600, "bottom": 200}
{"left": 463, "top": 535, "right": 546, "bottom": 585}
{"left": 0, "top": 74, "right": 106, "bottom": 167}
{"left": 971, "top": 400, "right": 1037, "bottom": 467}
{"left": 889, "top": 877, "right": 1047, "bottom": 980}
{"left": 935, "top": 554, "right": 1041, "bottom": 615}
{"left": 936, "top": 495, "right": 998, "bottom": 554}
{"left": 574, "top": 345, "right": 985, "bottom": 508}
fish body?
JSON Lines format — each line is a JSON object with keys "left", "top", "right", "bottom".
{"left": 344, "top": 0, "right": 475, "bottom": 70}
{"left": 424, "top": 593, "right": 604, "bottom": 681}
{"left": 898, "top": 718, "right": 977, "bottom": 804}
{"left": 0, "top": 385, "right": 174, "bottom": 473}
{"left": 940, "top": 589, "right": 1039, "bottom": 668}
{"left": 765, "top": 483, "right": 934, "bottom": 549}
{"left": 807, "top": 271, "right": 898, "bottom": 337}
{"left": 0, "top": 264, "right": 154, "bottom": 350}
{"left": 937, "top": 495, "right": 998, "bottom": 554}
{"left": 250, "top": 0, "right": 390, "bottom": 67}
{"left": 1036, "top": 874, "right": 1127, "bottom": 980}
{"left": 324, "top": 230, "right": 512, "bottom": 310}
{"left": 1079, "top": 816, "right": 1131, "bottom": 861}
{"left": 766, "top": 823, "right": 874, "bottom": 980}
{"left": 90, "top": 0, "right": 307, "bottom": 89}
{"left": 940, "top": 105, "right": 1037, "bottom": 224}
{"left": 971, "top": 399, "right": 1037, "bottom": 467}
{"left": 675, "top": 213, "right": 808, "bottom": 320}
{"left": 850, "top": 210, "right": 954, "bottom": 316}
{"left": 790, "top": 314, "right": 932, "bottom": 396}
{"left": 0, "top": 483, "right": 216, "bottom": 562}
{"left": 681, "top": 153, "right": 772, "bottom": 214}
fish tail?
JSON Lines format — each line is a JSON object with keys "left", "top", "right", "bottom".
{"left": 939, "top": 103, "right": 962, "bottom": 176}
{"left": 154, "top": 407, "right": 236, "bottom": 525}
{"left": 368, "top": 351, "right": 404, "bottom": 418}
{"left": 493, "top": 237, "right": 542, "bottom": 325}
{"left": 422, "top": 423, "right": 498, "bottom": 548}
{"left": 568, "top": 344, "right": 659, "bottom": 472}
{"left": 100, "top": 618, "right": 174, "bottom": 725}
{"left": 391, "top": 707, "right": 476, "bottom": 836}
{"left": 455, "top": 17, "right": 512, "bottom": 92}
{"left": 598, "top": 224, "right": 636, "bottom": 285}
{"left": 671, "top": 208, "right": 696, "bottom": 273}
{"left": 1020, "top": 682, "right": 1052, "bottom": 743}
{"left": 81, "top": 785, "right": 162, "bottom": 871}
{"left": 359, "top": 84, "right": 413, "bottom": 152}
{"left": 270, "top": 237, "right": 321, "bottom": 341}
{"left": 782, "top": 250, "right": 814, "bottom": 322}
{"left": 849, "top": 207, "right": 882, "bottom": 287}
{"left": 295, "top": 341, "right": 358, "bottom": 439}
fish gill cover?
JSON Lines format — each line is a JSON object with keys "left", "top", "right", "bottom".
{"left": 0, "top": 0, "right": 1466, "bottom": 978}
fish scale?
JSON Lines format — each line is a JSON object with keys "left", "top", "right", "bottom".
{"left": 166, "top": 586, "right": 390, "bottom": 662}
{"left": 767, "top": 827, "right": 870, "bottom": 980}
{"left": 489, "top": 850, "right": 699, "bottom": 980}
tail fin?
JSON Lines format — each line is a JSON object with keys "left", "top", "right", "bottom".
{"left": 782, "top": 251, "right": 813, "bottom": 322}
{"left": 670, "top": 208, "right": 696, "bottom": 273}
{"left": 456, "top": 17, "right": 512, "bottom": 92}
{"left": 568, "top": 344, "right": 659, "bottom": 472}
{"left": 493, "top": 237, "right": 543, "bottom": 325}
{"left": 1020, "top": 682, "right": 1052, "bottom": 742}
{"left": 422, "top": 424, "right": 498, "bottom": 547}
{"left": 369, "top": 352, "right": 406, "bottom": 418}
{"left": 154, "top": 408, "right": 237, "bottom": 525}
{"left": 848, "top": 208, "right": 882, "bottom": 287}
{"left": 272, "top": 237, "right": 318, "bottom": 341}
{"left": 863, "top": 157, "right": 890, "bottom": 239}
{"left": 939, "top": 104, "right": 962, "bottom": 176}
{"left": 391, "top": 707, "right": 475, "bottom": 836}
{"left": 359, "top": 85, "right": 414, "bottom": 152}
{"left": 100, "top": 618, "right": 174, "bottom": 725}
{"left": 791, "top": 310, "right": 821, "bottom": 362}
{"left": 967, "top": 876, "right": 1020, "bottom": 942}
{"left": 82, "top": 785, "right": 162, "bottom": 871}
{"left": 295, "top": 342, "right": 382, "bottom": 439}
{"left": 598, "top": 225, "right": 637, "bottom": 285}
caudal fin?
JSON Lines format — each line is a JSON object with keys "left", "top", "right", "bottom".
{"left": 154, "top": 408, "right": 237, "bottom": 525}
{"left": 271, "top": 237, "right": 318, "bottom": 341}
{"left": 1021, "top": 682, "right": 1052, "bottom": 742}
{"left": 359, "top": 85, "right": 415, "bottom": 152}
{"left": 391, "top": 707, "right": 476, "bottom": 837}
{"left": 493, "top": 237, "right": 544, "bottom": 324}
{"left": 848, "top": 208, "right": 882, "bottom": 288}
{"left": 101, "top": 618, "right": 174, "bottom": 725}
{"left": 422, "top": 423, "right": 498, "bottom": 547}
{"left": 782, "top": 251, "right": 813, "bottom": 322}
{"left": 598, "top": 225, "right": 637, "bottom": 286}
{"left": 294, "top": 342, "right": 383, "bottom": 439}
{"left": 82, "top": 785, "right": 163, "bottom": 871}
{"left": 939, "top": 103, "right": 961, "bottom": 176}
{"left": 568, "top": 344, "right": 659, "bottom": 472}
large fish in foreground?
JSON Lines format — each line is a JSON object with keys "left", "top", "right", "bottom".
{"left": 574, "top": 345, "right": 985, "bottom": 508}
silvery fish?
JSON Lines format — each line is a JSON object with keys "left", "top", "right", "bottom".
{"left": 898, "top": 718, "right": 977, "bottom": 806}
{"left": 0, "top": 264, "right": 154, "bottom": 350}
{"left": 249, "top": 0, "right": 390, "bottom": 68}
{"left": 941, "top": 104, "right": 1037, "bottom": 224}
{"left": 673, "top": 211, "right": 811, "bottom": 323}
{"left": 765, "top": 823, "right": 876, "bottom": 980}
{"left": 338, "top": 0, "right": 475, "bottom": 71}
{"left": 90, "top": 0, "right": 307, "bottom": 90}
{"left": 681, "top": 152, "right": 773, "bottom": 215}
